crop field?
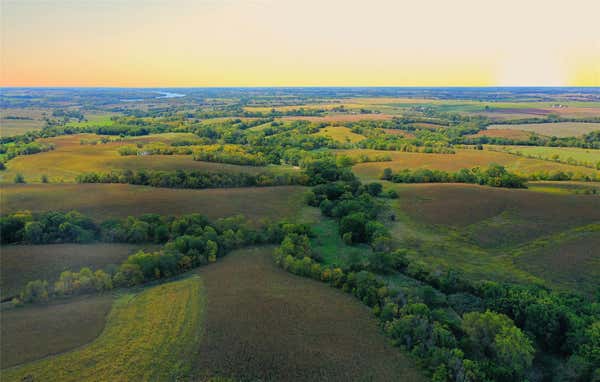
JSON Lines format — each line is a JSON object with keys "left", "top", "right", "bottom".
{"left": 314, "top": 126, "right": 365, "bottom": 143}
{"left": 0, "top": 134, "right": 297, "bottom": 183}
{"left": 1, "top": 184, "right": 307, "bottom": 223}
{"left": 2, "top": 276, "right": 205, "bottom": 382}
{"left": 0, "top": 108, "right": 48, "bottom": 136}
{"left": 490, "top": 145, "right": 600, "bottom": 167}
{"left": 193, "top": 246, "right": 424, "bottom": 382}
{"left": 1, "top": 295, "right": 114, "bottom": 368}
{"left": 487, "top": 122, "right": 600, "bottom": 137}
{"left": 1, "top": 243, "right": 152, "bottom": 298}
{"left": 468, "top": 128, "right": 532, "bottom": 140}
{"left": 347, "top": 148, "right": 600, "bottom": 181}
{"left": 279, "top": 113, "right": 394, "bottom": 122}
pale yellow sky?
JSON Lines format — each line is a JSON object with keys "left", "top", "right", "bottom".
{"left": 1, "top": 0, "right": 599, "bottom": 86}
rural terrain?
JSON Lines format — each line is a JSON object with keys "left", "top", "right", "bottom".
{"left": 1, "top": 87, "right": 599, "bottom": 382}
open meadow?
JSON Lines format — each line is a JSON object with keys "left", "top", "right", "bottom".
{"left": 385, "top": 183, "right": 600, "bottom": 294}
{"left": 0, "top": 134, "right": 298, "bottom": 183}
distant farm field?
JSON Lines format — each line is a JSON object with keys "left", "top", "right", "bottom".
{"left": 348, "top": 148, "right": 600, "bottom": 181}
{"left": 487, "top": 122, "right": 600, "bottom": 137}
{"left": 193, "top": 246, "right": 424, "bottom": 382}
{"left": 314, "top": 126, "right": 365, "bottom": 143}
{"left": 0, "top": 108, "right": 47, "bottom": 136}
{"left": 1, "top": 184, "right": 307, "bottom": 223}
{"left": 0, "top": 134, "right": 296, "bottom": 183}
{"left": 2, "top": 277, "right": 204, "bottom": 381}
{"left": 1, "top": 295, "right": 113, "bottom": 368}
{"left": 468, "top": 128, "right": 532, "bottom": 140}
{"left": 279, "top": 113, "right": 394, "bottom": 123}
{"left": 490, "top": 145, "right": 600, "bottom": 168}
{"left": 1, "top": 243, "right": 151, "bottom": 298}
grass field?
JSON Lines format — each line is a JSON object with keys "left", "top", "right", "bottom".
{"left": 487, "top": 122, "right": 600, "bottom": 137}
{"left": 314, "top": 126, "right": 365, "bottom": 143}
{"left": 193, "top": 246, "right": 424, "bottom": 381}
{"left": 1, "top": 243, "right": 153, "bottom": 299}
{"left": 347, "top": 148, "right": 600, "bottom": 181}
{"left": 490, "top": 145, "right": 600, "bottom": 168}
{"left": 513, "top": 227, "right": 600, "bottom": 295}
{"left": 310, "top": 217, "right": 373, "bottom": 267}
{"left": 1, "top": 183, "right": 307, "bottom": 223}
{"left": 2, "top": 276, "right": 205, "bottom": 381}
{"left": 1, "top": 294, "right": 114, "bottom": 368}
{"left": 0, "top": 134, "right": 296, "bottom": 183}
{"left": 279, "top": 113, "right": 394, "bottom": 123}
{"left": 385, "top": 183, "right": 600, "bottom": 291}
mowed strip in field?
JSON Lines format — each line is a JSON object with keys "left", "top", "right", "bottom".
{"left": 1, "top": 295, "right": 114, "bottom": 368}
{"left": 487, "top": 122, "right": 600, "bottom": 137}
{"left": 0, "top": 134, "right": 296, "bottom": 183}
{"left": 2, "top": 277, "right": 204, "bottom": 381}
{"left": 1, "top": 244, "right": 153, "bottom": 298}
{"left": 1, "top": 184, "right": 307, "bottom": 223}
{"left": 193, "top": 246, "right": 425, "bottom": 382}
{"left": 348, "top": 148, "right": 600, "bottom": 181}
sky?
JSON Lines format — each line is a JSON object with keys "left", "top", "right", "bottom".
{"left": 1, "top": 0, "right": 599, "bottom": 87}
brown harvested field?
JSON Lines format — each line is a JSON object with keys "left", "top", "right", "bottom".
{"left": 1, "top": 184, "right": 307, "bottom": 224}
{"left": 487, "top": 122, "right": 600, "bottom": 138}
{"left": 468, "top": 129, "right": 533, "bottom": 140}
{"left": 0, "top": 244, "right": 150, "bottom": 299}
{"left": 348, "top": 148, "right": 600, "bottom": 181}
{"left": 1, "top": 294, "right": 113, "bottom": 368}
{"left": 193, "top": 246, "right": 425, "bottom": 382}
{"left": 0, "top": 134, "right": 294, "bottom": 183}
{"left": 279, "top": 113, "right": 394, "bottom": 123}
{"left": 514, "top": 231, "right": 600, "bottom": 295}
{"left": 391, "top": 183, "right": 600, "bottom": 247}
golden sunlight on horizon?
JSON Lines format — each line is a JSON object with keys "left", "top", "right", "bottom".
{"left": 1, "top": 0, "right": 599, "bottom": 87}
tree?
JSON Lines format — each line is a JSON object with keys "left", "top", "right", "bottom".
{"left": 41, "top": 174, "right": 49, "bottom": 183}
{"left": 14, "top": 173, "right": 25, "bottom": 184}
{"left": 20, "top": 280, "right": 49, "bottom": 303}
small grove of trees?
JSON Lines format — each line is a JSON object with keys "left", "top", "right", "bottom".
{"left": 381, "top": 164, "right": 527, "bottom": 188}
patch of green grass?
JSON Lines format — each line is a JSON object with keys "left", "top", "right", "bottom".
{"left": 2, "top": 276, "right": 205, "bottom": 382}
{"left": 310, "top": 217, "right": 373, "bottom": 267}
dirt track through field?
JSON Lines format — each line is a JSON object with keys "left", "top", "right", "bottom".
{"left": 194, "top": 246, "right": 424, "bottom": 382}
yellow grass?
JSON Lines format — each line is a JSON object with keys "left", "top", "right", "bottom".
{"left": 0, "top": 134, "right": 293, "bottom": 183}
{"left": 2, "top": 276, "right": 205, "bottom": 382}
{"left": 314, "top": 126, "right": 365, "bottom": 143}
{"left": 346, "top": 148, "right": 600, "bottom": 181}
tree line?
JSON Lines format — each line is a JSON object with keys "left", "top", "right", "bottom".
{"left": 381, "top": 164, "right": 527, "bottom": 188}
